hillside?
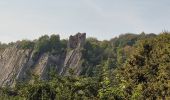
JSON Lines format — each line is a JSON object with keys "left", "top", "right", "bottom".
{"left": 0, "top": 32, "right": 170, "bottom": 99}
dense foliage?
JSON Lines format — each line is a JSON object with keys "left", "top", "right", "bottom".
{"left": 0, "top": 32, "right": 170, "bottom": 99}
{"left": 15, "top": 34, "right": 67, "bottom": 61}
{"left": 0, "top": 42, "right": 8, "bottom": 53}
{"left": 120, "top": 33, "right": 170, "bottom": 99}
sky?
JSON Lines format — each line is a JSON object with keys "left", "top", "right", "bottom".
{"left": 0, "top": 0, "right": 170, "bottom": 43}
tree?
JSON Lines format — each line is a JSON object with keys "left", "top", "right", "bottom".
{"left": 18, "top": 40, "right": 34, "bottom": 49}
{"left": 50, "top": 35, "right": 60, "bottom": 49}
{"left": 120, "top": 33, "right": 170, "bottom": 99}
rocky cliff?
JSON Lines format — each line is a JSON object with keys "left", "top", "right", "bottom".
{"left": 60, "top": 33, "right": 86, "bottom": 75}
{"left": 0, "top": 33, "right": 86, "bottom": 87}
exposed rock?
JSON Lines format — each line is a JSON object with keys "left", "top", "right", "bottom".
{"left": 0, "top": 33, "right": 86, "bottom": 86}
{"left": 32, "top": 53, "right": 50, "bottom": 79}
{"left": 60, "top": 33, "right": 86, "bottom": 75}
{"left": 68, "top": 33, "right": 86, "bottom": 49}
{"left": 32, "top": 53, "right": 65, "bottom": 80}
{"left": 0, "top": 44, "right": 32, "bottom": 87}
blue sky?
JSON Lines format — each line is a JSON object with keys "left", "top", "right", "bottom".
{"left": 0, "top": 0, "right": 170, "bottom": 43}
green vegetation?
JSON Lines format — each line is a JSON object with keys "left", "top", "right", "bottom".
{"left": 18, "top": 40, "right": 35, "bottom": 49}
{"left": 0, "top": 42, "right": 7, "bottom": 53}
{"left": 120, "top": 33, "right": 170, "bottom": 99}
{"left": 15, "top": 34, "right": 67, "bottom": 61}
{"left": 0, "top": 32, "right": 170, "bottom": 99}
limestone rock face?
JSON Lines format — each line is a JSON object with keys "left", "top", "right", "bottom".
{"left": 32, "top": 53, "right": 65, "bottom": 80}
{"left": 0, "top": 45, "right": 32, "bottom": 86}
{"left": 0, "top": 33, "right": 86, "bottom": 86}
{"left": 68, "top": 33, "right": 86, "bottom": 49}
{"left": 60, "top": 33, "right": 86, "bottom": 75}
{"left": 32, "top": 53, "right": 50, "bottom": 80}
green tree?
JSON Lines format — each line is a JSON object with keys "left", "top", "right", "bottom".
{"left": 120, "top": 33, "right": 170, "bottom": 99}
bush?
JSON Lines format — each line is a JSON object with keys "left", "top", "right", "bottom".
{"left": 18, "top": 40, "right": 34, "bottom": 49}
